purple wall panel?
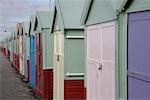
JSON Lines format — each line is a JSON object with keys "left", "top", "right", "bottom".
{"left": 128, "top": 11, "right": 150, "bottom": 99}
{"left": 128, "top": 77, "right": 150, "bottom": 99}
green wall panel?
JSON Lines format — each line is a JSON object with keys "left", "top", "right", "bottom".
{"left": 64, "top": 30, "right": 85, "bottom": 79}
{"left": 43, "top": 29, "right": 53, "bottom": 69}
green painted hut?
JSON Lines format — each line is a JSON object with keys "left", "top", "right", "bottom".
{"left": 81, "top": 0, "right": 150, "bottom": 99}
{"left": 52, "top": 0, "right": 85, "bottom": 99}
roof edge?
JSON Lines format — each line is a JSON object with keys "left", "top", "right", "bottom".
{"left": 117, "top": 0, "right": 133, "bottom": 15}
{"left": 80, "top": 0, "right": 93, "bottom": 25}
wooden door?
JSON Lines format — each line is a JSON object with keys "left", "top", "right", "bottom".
{"left": 19, "top": 36, "right": 24, "bottom": 75}
{"left": 36, "top": 33, "right": 43, "bottom": 91}
{"left": 87, "top": 25, "right": 101, "bottom": 100}
{"left": 36, "top": 34, "right": 39, "bottom": 89}
{"left": 87, "top": 21, "right": 115, "bottom": 100}
{"left": 53, "top": 29, "right": 64, "bottom": 100}
{"left": 128, "top": 11, "right": 150, "bottom": 99}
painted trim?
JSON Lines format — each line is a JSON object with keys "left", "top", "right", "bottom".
{"left": 65, "top": 35, "right": 84, "bottom": 39}
{"left": 43, "top": 67, "right": 53, "bottom": 70}
{"left": 115, "top": 19, "right": 121, "bottom": 100}
{"left": 127, "top": 6, "right": 150, "bottom": 13}
{"left": 65, "top": 72, "right": 84, "bottom": 77}
{"left": 51, "top": 0, "right": 65, "bottom": 33}
{"left": 117, "top": 0, "right": 129, "bottom": 14}
{"left": 80, "top": 0, "right": 93, "bottom": 25}
{"left": 117, "top": 12, "right": 128, "bottom": 100}
{"left": 55, "top": 0, "right": 65, "bottom": 28}
{"left": 117, "top": 0, "right": 136, "bottom": 15}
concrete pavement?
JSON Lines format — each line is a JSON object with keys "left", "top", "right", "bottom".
{"left": 0, "top": 52, "right": 38, "bottom": 100}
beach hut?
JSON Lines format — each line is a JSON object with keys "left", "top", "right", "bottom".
{"left": 33, "top": 11, "right": 54, "bottom": 100}
{"left": 0, "top": 41, "right": 4, "bottom": 54}
{"left": 12, "top": 31, "right": 19, "bottom": 71}
{"left": 7, "top": 37, "right": 11, "bottom": 58}
{"left": 6, "top": 36, "right": 10, "bottom": 58}
{"left": 116, "top": 0, "right": 150, "bottom": 99}
{"left": 12, "top": 32, "right": 16, "bottom": 67}
{"left": 22, "top": 22, "right": 29, "bottom": 81}
{"left": 81, "top": 0, "right": 150, "bottom": 99}
{"left": 3, "top": 39, "right": 7, "bottom": 56}
{"left": 12, "top": 32, "right": 17, "bottom": 68}
{"left": 17, "top": 23, "right": 24, "bottom": 76}
{"left": 52, "top": 0, "right": 85, "bottom": 99}
{"left": 80, "top": 0, "right": 119, "bottom": 99}
{"left": 5, "top": 37, "right": 9, "bottom": 57}
{"left": 11, "top": 32, "right": 15, "bottom": 65}
{"left": 26, "top": 25, "right": 30, "bottom": 81}
{"left": 29, "top": 15, "right": 36, "bottom": 88}
{"left": 8, "top": 33, "right": 13, "bottom": 61}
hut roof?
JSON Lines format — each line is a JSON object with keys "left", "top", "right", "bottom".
{"left": 53, "top": 0, "right": 85, "bottom": 29}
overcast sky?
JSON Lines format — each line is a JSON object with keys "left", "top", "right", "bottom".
{"left": 0, "top": 0, "right": 54, "bottom": 41}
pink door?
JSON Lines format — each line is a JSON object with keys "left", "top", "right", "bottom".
{"left": 87, "top": 21, "right": 115, "bottom": 100}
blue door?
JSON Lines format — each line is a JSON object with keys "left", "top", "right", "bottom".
{"left": 29, "top": 35, "right": 36, "bottom": 88}
{"left": 128, "top": 11, "right": 150, "bottom": 100}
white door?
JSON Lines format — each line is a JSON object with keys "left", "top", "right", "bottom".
{"left": 19, "top": 36, "right": 24, "bottom": 75}
{"left": 87, "top": 21, "right": 115, "bottom": 100}
{"left": 53, "top": 28, "right": 64, "bottom": 100}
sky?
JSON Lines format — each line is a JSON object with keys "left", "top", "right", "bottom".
{"left": 0, "top": 0, "right": 54, "bottom": 41}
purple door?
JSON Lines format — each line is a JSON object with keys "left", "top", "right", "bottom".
{"left": 128, "top": 11, "right": 150, "bottom": 100}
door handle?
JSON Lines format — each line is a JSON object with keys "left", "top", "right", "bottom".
{"left": 57, "top": 55, "right": 60, "bottom": 61}
{"left": 98, "top": 63, "right": 102, "bottom": 71}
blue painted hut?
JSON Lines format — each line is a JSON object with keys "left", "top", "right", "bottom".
{"left": 28, "top": 15, "right": 36, "bottom": 88}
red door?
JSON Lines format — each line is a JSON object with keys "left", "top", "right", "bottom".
{"left": 36, "top": 33, "right": 43, "bottom": 95}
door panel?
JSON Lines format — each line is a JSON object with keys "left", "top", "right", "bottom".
{"left": 24, "top": 36, "right": 27, "bottom": 79}
{"left": 87, "top": 21, "right": 115, "bottom": 100}
{"left": 128, "top": 11, "right": 150, "bottom": 100}
{"left": 30, "top": 36, "right": 36, "bottom": 88}
{"left": 88, "top": 60, "right": 99, "bottom": 100}
{"left": 101, "top": 22, "right": 115, "bottom": 100}
{"left": 101, "top": 24, "right": 115, "bottom": 61}
{"left": 87, "top": 25, "right": 101, "bottom": 100}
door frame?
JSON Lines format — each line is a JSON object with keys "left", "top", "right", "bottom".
{"left": 53, "top": 29, "right": 64, "bottom": 100}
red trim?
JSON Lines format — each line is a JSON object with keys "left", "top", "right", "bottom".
{"left": 64, "top": 80, "right": 84, "bottom": 100}
{"left": 27, "top": 59, "right": 30, "bottom": 81}
{"left": 16, "top": 54, "right": 20, "bottom": 71}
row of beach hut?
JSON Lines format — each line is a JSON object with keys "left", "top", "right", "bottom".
{"left": 1, "top": 0, "right": 150, "bottom": 100}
